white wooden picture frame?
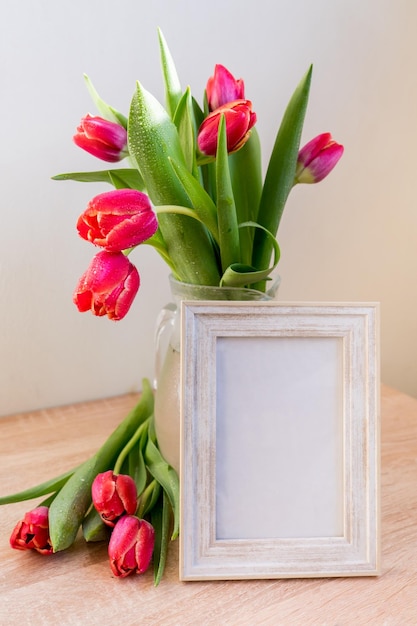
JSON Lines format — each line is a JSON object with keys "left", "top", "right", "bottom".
{"left": 179, "top": 302, "right": 380, "bottom": 581}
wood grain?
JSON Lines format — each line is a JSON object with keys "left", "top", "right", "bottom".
{"left": 0, "top": 386, "right": 416, "bottom": 625}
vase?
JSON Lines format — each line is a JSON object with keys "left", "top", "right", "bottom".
{"left": 153, "top": 274, "right": 280, "bottom": 472}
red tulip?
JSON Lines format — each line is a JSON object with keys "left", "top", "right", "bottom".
{"left": 10, "top": 506, "right": 53, "bottom": 555}
{"left": 92, "top": 471, "right": 138, "bottom": 527}
{"left": 73, "top": 250, "right": 140, "bottom": 321}
{"left": 197, "top": 99, "right": 256, "bottom": 157}
{"left": 108, "top": 515, "right": 155, "bottom": 577}
{"left": 206, "top": 64, "right": 245, "bottom": 111}
{"left": 77, "top": 189, "right": 158, "bottom": 252}
{"left": 295, "top": 133, "right": 344, "bottom": 184}
{"left": 73, "top": 114, "right": 128, "bottom": 162}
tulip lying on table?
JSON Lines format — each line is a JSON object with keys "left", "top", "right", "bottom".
{"left": 9, "top": 506, "right": 53, "bottom": 555}
{"left": 0, "top": 379, "right": 179, "bottom": 586}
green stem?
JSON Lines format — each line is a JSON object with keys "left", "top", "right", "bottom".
{"left": 137, "top": 479, "right": 160, "bottom": 518}
{"left": 113, "top": 417, "right": 151, "bottom": 475}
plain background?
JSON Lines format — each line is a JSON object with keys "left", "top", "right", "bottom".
{"left": 1, "top": 0, "right": 416, "bottom": 416}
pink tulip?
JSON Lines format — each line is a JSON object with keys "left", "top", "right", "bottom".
{"left": 295, "top": 133, "right": 344, "bottom": 184}
{"left": 108, "top": 515, "right": 155, "bottom": 577}
{"left": 77, "top": 189, "right": 158, "bottom": 252}
{"left": 206, "top": 64, "right": 245, "bottom": 111}
{"left": 10, "top": 506, "right": 53, "bottom": 555}
{"left": 73, "top": 250, "right": 140, "bottom": 321}
{"left": 73, "top": 114, "right": 128, "bottom": 162}
{"left": 197, "top": 99, "right": 256, "bottom": 157}
{"left": 92, "top": 471, "right": 138, "bottom": 527}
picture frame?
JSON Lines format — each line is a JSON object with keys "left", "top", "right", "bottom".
{"left": 179, "top": 301, "right": 380, "bottom": 581}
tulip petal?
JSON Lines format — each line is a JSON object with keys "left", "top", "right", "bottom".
{"left": 108, "top": 515, "right": 154, "bottom": 577}
{"left": 73, "top": 114, "right": 127, "bottom": 162}
{"left": 295, "top": 134, "right": 344, "bottom": 184}
{"left": 206, "top": 64, "right": 245, "bottom": 111}
{"left": 73, "top": 251, "right": 140, "bottom": 320}
{"left": 197, "top": 100, "right": 256, "bottom": 157}
{"left": 10, "top": 506, "right": 53, "bottom": 555}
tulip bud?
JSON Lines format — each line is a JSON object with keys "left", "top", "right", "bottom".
{"left": 73, "top": 250, "right": 140, "bottom": 321}
{"left": 77, "top": 189, "right": 158, "bottom": 252}
{"left": 10, "top": 506, "right": 53, "bottom": 555}
{"left": 73, "top": 114, "right": 128, "bottom": 162}
{"left": 197, "top": 99, "right": 257, "bottom": 157}
{"left": 108, "top": 515, "right": 155, "bottom": 577}
{"left": 206, "top": 64, "right": 245, "bottom": 111}
{"left": 92, "top": 471, "right": 138, "bottom": 527}
{"left": 295, "top": 133, "right": 344, "bottom": 184}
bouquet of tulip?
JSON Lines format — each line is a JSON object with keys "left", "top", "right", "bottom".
{"left": 0, "top": 30, "right": 343, "bottom": 583}
{"left": 55, "top": 30, "right": 342, "bottom": 318}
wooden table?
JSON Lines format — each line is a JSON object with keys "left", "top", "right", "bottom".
{"left": 0, "top": 385, "right": 416, "bottom": 625}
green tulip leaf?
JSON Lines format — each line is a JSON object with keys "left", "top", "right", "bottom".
{"left": 167, "top": 159, "right": 219, "bottom": 242}
{"left": 48, "top": 456, "right": 99, "bottom": 551}
{"left": 137, "top": 479, "right": 161, "bottom": 518}
{"left": 52, "top": 168, "right": 145, "bottom": 191}
{"left": 220, "top": 263, "right": 273, "bottom": 288}
{"left": 228, "top": 128, "right": 262, "bottom": 265}
{"left": 82, "top": 505, "right": 111, "bottom": 543}
{"left": 220, "top": 221, "right": 280, "bottom": 288}
{"left": 142, "top": 230, "right": 175, "bottom": 272}
{"left": 108, "top": 170, "right": 145, "bottom": 191}
{"left": 151, "top": 490, "right": 172, "bottom": 587}
{"left": 144, "top": 421, "right": 179, "bottom": 540}
{"left": 173, "top": 87, "right": 198, "bottom": 176}
{"left": 216, "top": 115, "right": 241, "bottom": 273}
{"left": 253, "top": 65, "right": 312, "bottom": 271}
{"left": 192, "top": 95, "right": 205, "bottom": 129}
{"left": 113, "top": 417, "right": 150, "bottom": 475}
{"left": 158, "top": 28, "right": 182, "bottom": 120}
{"left": 0, "top": 468, "right": 76, "bottom": 505}
{"left": 83, "top": 74, "right": 128, "bottom": 128}
{"left": 128, "top": 81, "right": 220, "bottom": 284}
{"left": 130, "top": 437, "right": 147, "bottom": 497}
{"left": 128, "top": 81, "right": 190, "bottom": 206}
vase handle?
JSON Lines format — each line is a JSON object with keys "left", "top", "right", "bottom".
{"left": 153, "top": 303, "right": 177, "bottom": 390}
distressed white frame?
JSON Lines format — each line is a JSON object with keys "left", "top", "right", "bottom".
{"left": 180, "top": 302, "right": 380, "bottom": 580}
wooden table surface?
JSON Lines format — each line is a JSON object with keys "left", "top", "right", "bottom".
{"left": 0, "top": 385, "right": 416, "bottom": 625}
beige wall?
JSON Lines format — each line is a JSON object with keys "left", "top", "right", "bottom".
{"left": 1, "top": 0, "right": 416, "bottom": 416}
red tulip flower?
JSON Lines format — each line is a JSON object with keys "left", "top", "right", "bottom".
{"left": 10, "top": 506, "right": 53, "bottom": 555}
{"left": 92, "top": 471, "right": 138, "bottom": 527}
{"left": 197, "top": 99, "right": 257, "bottom": 157}
{"left": 108, "top": 515, "right": 155, "bottom": 577}
{"left": 77, "top": 189, "right": 158, "bottom": 252}
{"left": 73, "top": 114, "right": 128, "bottom": 162}
{"left": 73, "top": 250, "right": 140, "bottom": 321}
{"left": 206, "top": 64, "right": 245, "bottom": 111}
{"left": 295, "top": 133, "right": 344, "bottom": 184}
